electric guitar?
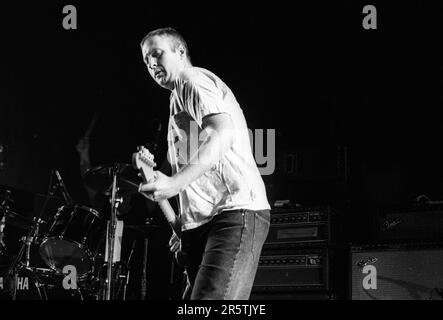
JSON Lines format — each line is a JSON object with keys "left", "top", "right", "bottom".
{"left": 132, "top": 146, "right": 181, "bottom": 238}
{"left": 132, "top": 146, "right": 190, "bottom": 298}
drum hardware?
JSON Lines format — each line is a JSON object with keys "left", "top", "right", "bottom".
{"left": 1, "top": 171, "right": 105, "bottom": 300}
{"left": 0, "top": 187, "right": 34, "bottom": 254}
{"left": 119, "top": 273, "right": 128, "bottom": 300}
{"left": 53, "top": 169, "right": 74, "bottom": 207}
{"left": 7, "top": 216, "right": 47, "bottom": 300}
{"left": 82, "top": 163, "right": 137, "bottom": 197}
{"left": 110, "top": 195, "right": 124, "bottom": 207}
{"left": 20, "top": 218, "right": 46, "bottom": 268}
{"left": 4, "top": 264, "right": 84, "bottom": 300}
{"left": 0, "top": 189, "right": 11, "bottom": 208}
{"left": 2, "top": 209, "right": 33, "bottom": 231}
{"left": 121, "top": 240, "right": 136, "bottom": 300}
{"left": 44, "top": 205, "right": 65, "bottom": 240}
{"left": 101, "top": 163, "right": 128, "bottom": 300}
{"left": 0, "top": 193, "right": 8, "bottom": 255}
{"left": 0, "top": 185, "right": 34, "bottom": 212}
{"left": 39, "top": 204, "right": 105, "bottom": 279}
{"left": 82, "top": 162, "right": 147, "bottom": 300}
{"left": 1, "top": 160, "right": 164, "bottom": 300}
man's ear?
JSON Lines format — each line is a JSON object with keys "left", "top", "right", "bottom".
{"left": 178, "top": 45, "right": 186, "bottom": 58}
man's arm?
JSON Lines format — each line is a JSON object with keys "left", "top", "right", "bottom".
{"left": 140, "top": 112, "right": 234, "bottom": 201}
{"left": 175, "top": 112, "right": 234, "bottom": 189}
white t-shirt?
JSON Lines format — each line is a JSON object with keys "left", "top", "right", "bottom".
{"left": 167, "top": 66, "right": 270, "bottom": 231}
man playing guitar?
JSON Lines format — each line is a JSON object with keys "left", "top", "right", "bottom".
{"left": 138, "top": 27, "right": 270, "bottom": 300}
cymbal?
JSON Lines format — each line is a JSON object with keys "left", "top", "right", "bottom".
{"left": 83, "top": 163, "right": 140, "bottom": 196}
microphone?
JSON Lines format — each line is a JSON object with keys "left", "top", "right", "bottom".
{"left": 54, "top": 169, "right": 74, "bottom": 206}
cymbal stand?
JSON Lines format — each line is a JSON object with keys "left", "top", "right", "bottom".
{"left": 24, "top": 217, "right": 45, "bottom": 267}
{"left": 103, "top": 164, "right": 120, "bottom": 300}
{"left": 121, "top": 240, "right": 135, "bottom": 300}
{"left": 140, "top": 217, "right": 153, "bottom": 300}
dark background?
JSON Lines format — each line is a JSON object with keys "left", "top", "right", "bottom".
{"left": 1, "top": 1, "right": 443, "bottom": 299}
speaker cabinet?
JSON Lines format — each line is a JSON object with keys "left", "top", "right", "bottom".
{"left": 350, "top": 243, "right": 443, "bottom": 300}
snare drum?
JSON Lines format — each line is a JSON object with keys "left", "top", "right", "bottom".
{"left": 39, "top": 205, "right": 105, "bottom": 278}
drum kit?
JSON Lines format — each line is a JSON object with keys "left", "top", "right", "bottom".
{"left": 0, "top": 163, "right": 159, "bottom": 300}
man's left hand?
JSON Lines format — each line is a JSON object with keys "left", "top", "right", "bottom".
{"left": 139, "top": 171, "right": 181, "bottom": 202}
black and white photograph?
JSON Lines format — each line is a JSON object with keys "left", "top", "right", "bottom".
{"left": 1, "top": 1, "right": 443, "bottom": 310}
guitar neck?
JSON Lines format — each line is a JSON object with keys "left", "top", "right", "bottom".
{"left": 126, "top": 176, "right": 181, "bottom": 237}
{"left": 158, "top": 199, "right": 181, "bottom": 238}
{"left": 132, "top": 147, "right": 181, "bottom": 238}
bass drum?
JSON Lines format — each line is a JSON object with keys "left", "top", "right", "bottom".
{"left": 0, "top": 267, "right": 83, "bottom": 300}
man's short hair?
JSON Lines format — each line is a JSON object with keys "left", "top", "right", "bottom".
{"left": 140, "top": 27, "right": 191, "bottom": 61}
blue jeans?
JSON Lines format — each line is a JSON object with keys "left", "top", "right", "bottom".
{"left": 181, "top": 209, "right": 270, "bottom": 300}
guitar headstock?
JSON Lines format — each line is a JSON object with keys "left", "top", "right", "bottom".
{"left": 132, "top": 146, "right": 157, "bottom": 183}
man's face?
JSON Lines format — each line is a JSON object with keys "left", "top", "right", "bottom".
{"left": 141, "top": 35, "right": 185, "bottom": 90}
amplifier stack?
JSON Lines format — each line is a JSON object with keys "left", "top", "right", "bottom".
{"left": 348, "top": 202, "right": 443, "bottom": 300}
{"left": 251, "top": 205, "right": 340, "bottom": 300}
